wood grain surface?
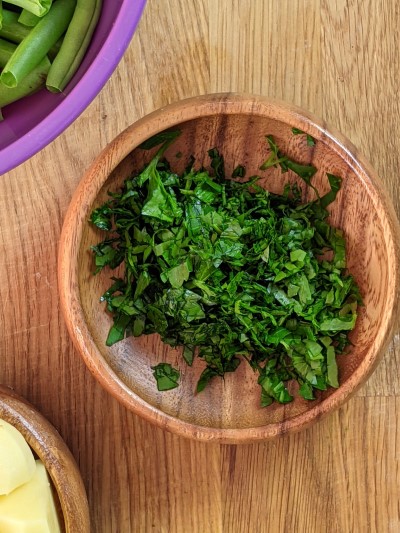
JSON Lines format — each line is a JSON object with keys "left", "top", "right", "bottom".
{"left": 1, "top": 0, "right": 399, "bottom": 531}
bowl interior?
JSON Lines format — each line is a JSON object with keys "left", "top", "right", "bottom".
{"left": 0, "top": 0, "right": 146, "bottom": 174}
{"left": 77, "top": 110, "right": 393, "bottom": 432}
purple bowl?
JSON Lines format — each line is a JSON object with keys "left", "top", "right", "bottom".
{"left": 0, "top": 0, "right": 147, "bottom": 175}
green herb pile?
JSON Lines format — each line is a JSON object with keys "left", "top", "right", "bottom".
{"left": 90, "top": 130, "right": 361, "bottom": 405}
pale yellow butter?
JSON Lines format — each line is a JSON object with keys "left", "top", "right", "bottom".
{"left": 0, "top": 419, "right": 36, "bottom": 495}
{"left": 0, "top": 460, "right": 61, "bottom": 533}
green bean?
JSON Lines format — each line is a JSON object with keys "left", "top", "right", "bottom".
{"left": 0, "top": 10, "right": 62, "bottom": 60}
{"left": 0, "top": 38, "right": 50, "bottom": 119}
{"left": 0, "top": 2, "right": 3, "bottom": 31}
{"left": 46, "top": 0, "right": 102, "bottom": 92}
{"left": 0, "top": 10, "right": 30, "bottom": 43}
{"left": 4, "top": 0, "right": 52, "bottom": 17}
{"left": 48, "top": 37, "right": 62, "bottom": 61}
{"left": 0, "top": 37, "right": 15, "bottom": 66}
{"left": 1, "top": 0, "right": 76, "bottom": 88}
{"left": 0, "top": 60, "right": 50, "bottom": 107}
{"left": 19, "top": 9, "right": 40, "bottom": 27}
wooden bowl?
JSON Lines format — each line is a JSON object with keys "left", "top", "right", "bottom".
{"left": 58, "top": 93, "right": 400, "bottom": 444}
{"left": 0, "top": 385, "right": 90, "bottom": 532}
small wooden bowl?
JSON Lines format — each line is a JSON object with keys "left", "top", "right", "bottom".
{"left": 59, "top": 94, "right": 400, "bottom": 444}
{"left": 0, "top": 385, "right": 90, "bottom": 532}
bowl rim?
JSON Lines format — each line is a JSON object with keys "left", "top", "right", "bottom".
{"left": 0, "top": 0, "right": 147, "bottom": 176}
{"left": 0, "top": 385, "right": 90, "bottom": 532}
{"left": 58, "top": 93, "right": 400, "bottom": 443}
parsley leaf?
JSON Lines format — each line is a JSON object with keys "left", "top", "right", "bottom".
{"left": 292, "top": 127, "right": 316, "bottom": 146}
{"left": 152, "top": 363, "right": 180, "bottom": 391}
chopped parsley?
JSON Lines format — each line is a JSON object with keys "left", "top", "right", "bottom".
{"left": 90, "top": 130, "right": 361, "bottom": 404}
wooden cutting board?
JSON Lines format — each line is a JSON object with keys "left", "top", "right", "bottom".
{"left": 1, "top": 1, "right": 399, "bottom": 531}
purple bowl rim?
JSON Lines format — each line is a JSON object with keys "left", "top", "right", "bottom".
{"left": 0, "top": 0, "right": 147, "bottom": 176}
